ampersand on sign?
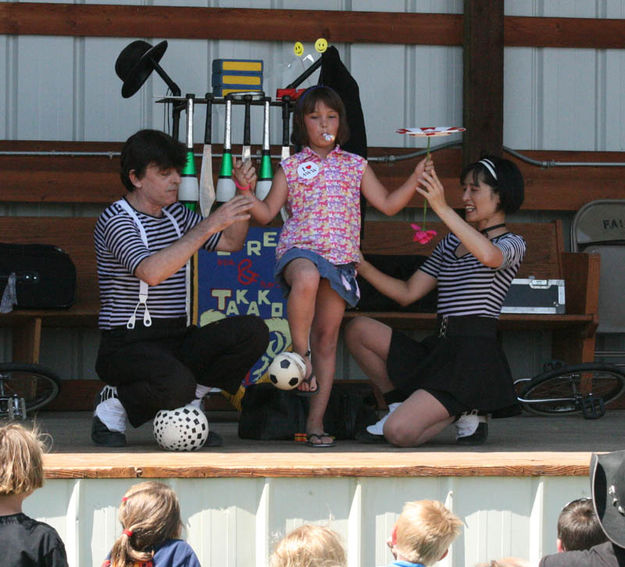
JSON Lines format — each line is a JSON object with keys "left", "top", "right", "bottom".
{"left": 237, "top": 258, "right": 260, "bottom": 285}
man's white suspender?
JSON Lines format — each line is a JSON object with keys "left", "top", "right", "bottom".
{"left": 115, "top": 199, "right": 188, "bottom": 329}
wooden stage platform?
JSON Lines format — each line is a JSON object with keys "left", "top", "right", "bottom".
{"left": 38, "top": 410, "right": 624, "bottom": 479}
{"left": 23, "top": 410, "right": 625, "bottom": 567}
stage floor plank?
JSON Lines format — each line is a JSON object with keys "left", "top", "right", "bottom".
{"left": 33, "top": 410, "right": 625, "bottom": 479}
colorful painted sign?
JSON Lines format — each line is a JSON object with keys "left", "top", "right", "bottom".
{"left": 196, "top": 226, "right": 289, "bottom": 386}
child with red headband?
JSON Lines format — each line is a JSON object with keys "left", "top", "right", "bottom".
{"left": 101, "top": 481, "right": 200, "bottom": 567}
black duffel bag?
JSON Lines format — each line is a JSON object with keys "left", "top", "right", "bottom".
{"left": 238, "top": 381, "right": 378, "bottom": 441}
{"left": 0, "top": 243, "right": 76, "bottom": 309}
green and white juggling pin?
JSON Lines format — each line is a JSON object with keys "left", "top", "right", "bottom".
{"left": 179, "top": 94, "right": 199, "bottom": 211}
{"left": 216, "top": 97, "right": 236, "bottom": 202}
{"left": 256, "top": 98, "right": 273, "bottom": 201}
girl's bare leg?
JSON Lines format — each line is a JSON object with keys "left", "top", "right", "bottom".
{"left": 383, "top": 389, "right": 454, "bottom": 447}
{"left": 282, "top": 258, "right": 319, "bottom": 391}
{"left": 306, "top": 279, "right": 346, "bottom": 443}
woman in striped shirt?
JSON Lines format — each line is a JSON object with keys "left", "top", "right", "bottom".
{"left": 345, "top": 156, "right": 525, "bottom": 447}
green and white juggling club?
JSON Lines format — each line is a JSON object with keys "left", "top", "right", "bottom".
{"left": 215, "top": 97, "right": 236, "bottom": 202}
{"left": 256, "top": 98, "right": 273, "bottom": 201}
{"left": 179, "top": 94, "right": 199, "bottom": 212}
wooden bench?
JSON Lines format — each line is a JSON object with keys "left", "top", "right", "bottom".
{"left": 344, "top": 220, "right": 601, "bottom": 364}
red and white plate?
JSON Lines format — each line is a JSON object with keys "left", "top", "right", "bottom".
{"left": 396, "top": 126, "right": 466, "bottom": 137}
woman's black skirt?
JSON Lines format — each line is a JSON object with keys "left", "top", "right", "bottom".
{"left": 386, "top": 315, "right": 520, "bottom": 418}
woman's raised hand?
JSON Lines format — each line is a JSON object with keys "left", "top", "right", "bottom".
{"left": 416, "top": 166, "right": 448, "bottom": 212}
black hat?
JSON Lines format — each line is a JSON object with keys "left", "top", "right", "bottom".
{"left": 592, "top": 450, "right": 625, "bottom": 548}
{"left": 115, "top": 40, "right": 168, "bottom": 98}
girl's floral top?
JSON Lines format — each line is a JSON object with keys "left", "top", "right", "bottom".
{"left": 277, "top": 145, "right": 367, "bottom": 265}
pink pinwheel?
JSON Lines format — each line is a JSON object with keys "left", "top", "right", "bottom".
{"left": 411, "top": 224, "right": 437, "bottom": 245}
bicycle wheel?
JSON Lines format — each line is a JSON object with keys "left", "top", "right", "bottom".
{"left": 519, "top": 362, "right": 625, "bottom": 416}
{"left": 0, "top": 363, "right": 61, "bottom": 415}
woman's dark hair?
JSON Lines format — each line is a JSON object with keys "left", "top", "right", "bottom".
{"left": 120, "top": 129, "right": 187, "bottom": 192}
{"left": 460, "top": 154, "right": 525, "bottom": 214}
{"left": 291, "top": 85, "right": 350, "bottom": 148}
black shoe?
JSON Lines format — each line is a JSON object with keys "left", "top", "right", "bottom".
{"left": 202, "top": 430, "right": 223, "bottom": 448}
{"left": 456, "top": 422, "right": 488, "bottom": 446}
{"left": 355, "top": 429, "right": 388, "bottom": 444}
{"left": 91, "top": 415, "right": 127, "bottom": 447}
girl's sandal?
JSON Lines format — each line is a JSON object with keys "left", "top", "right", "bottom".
{"left": 294, "top": 351, "right": 319, "bottom": 397}
{"left": 306, "top": 432, "right": 336, "bottom": 448}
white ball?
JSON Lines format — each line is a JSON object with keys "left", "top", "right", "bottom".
{"left": 153, "top": 404, "right": 209, "bottom": 452}
{"left": 268, "top": 352, "right": 306, "bottom": 390}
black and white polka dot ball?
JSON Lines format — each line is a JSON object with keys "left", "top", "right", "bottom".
{"left": 153, "top": 404, "right": 209, "bottom": 451}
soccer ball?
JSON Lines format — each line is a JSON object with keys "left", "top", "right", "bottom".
{"left": 268, "top": 352, "right": 306, "bottom": 390}
{"left": 153, "top": 404, "right": 209, "bottom": 452}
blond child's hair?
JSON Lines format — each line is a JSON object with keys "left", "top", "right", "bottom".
{"left": 108, "top": 481, "right": 183, "bottom": 567}
{"left": 0, "top": 423, "right": 45, "bottom": 496}
{"left": 394, "top": 500, "right": 463, "bottom": 566}
{"left": 270, "top": 524, "right": 346, "bottom": 567}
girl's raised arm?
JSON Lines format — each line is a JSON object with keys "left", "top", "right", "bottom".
{"left": 360, "top": 157, "right": 430, "bottom": 216}
{"left": 233, "top": 159, "right": 288, "bottom": 225}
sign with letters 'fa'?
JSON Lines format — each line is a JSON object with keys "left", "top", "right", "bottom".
{"left": 197, "top": 227, "right": 289, "bottom": 386}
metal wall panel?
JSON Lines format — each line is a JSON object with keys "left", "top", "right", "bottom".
{"left": 22, "top": 475, "right": 589, "bottom": 567}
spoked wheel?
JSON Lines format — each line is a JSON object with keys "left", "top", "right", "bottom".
{"left": 518, "top": 363, "right": 625, "bottom": 416}
{"left": 0, "top": 363, "right": 61, "bottom": 418}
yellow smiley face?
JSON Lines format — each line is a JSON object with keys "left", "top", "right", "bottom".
{"left": 314, "top": 38, "right": 328, "bottom": 53}
{"left": 293, "top": 42, "right": 304, "bottom": 57}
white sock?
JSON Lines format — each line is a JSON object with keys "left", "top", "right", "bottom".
{"left": 190, "top": 384, "right": 212, "bottom": 408}
{"left": 195, "top": 384, "right": 211, "bottom": 399}
{"left": 95, "top": 398, "right": 127, "bottom": 433}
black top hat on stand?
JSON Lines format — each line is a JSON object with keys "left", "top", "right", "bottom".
{"left": 115, "top": 40, "right": 181, "bottom": 98}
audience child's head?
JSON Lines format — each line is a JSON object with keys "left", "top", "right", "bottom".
{"left": 108, "top": 481, "right": 183, "bottom": 567}
{"left": 269, "top": 524, "right": 346, "bottom": 567}
{"left": 391, "top": 500, "right": 463, "bottom": 567}
{"left": 0, "top": 423, "right": 45, "bottom": 500}
{"left": 557, "top": 497, "right": 607, "bottom": 552}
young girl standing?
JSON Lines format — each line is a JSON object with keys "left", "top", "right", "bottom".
{"left": 234, "top": 85, "right": 429, "bottom": 447}
{"left": 102, "top": 481, "right": 201, "bottom": 567}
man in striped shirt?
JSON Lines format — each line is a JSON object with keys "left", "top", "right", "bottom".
{"left": 92, "top": 129, "right": 269, "bottom": 448}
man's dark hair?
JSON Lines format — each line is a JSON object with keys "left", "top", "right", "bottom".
{"left": 120, "top": 129, "right": 186, "bottom": 192}
{"left": 557, "top": 498, "right": 607, "bottom": 551}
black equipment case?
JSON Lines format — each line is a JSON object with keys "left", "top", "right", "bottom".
{"left": 0, "top": 243, "right": 76, "bottom": 309}
{"left": 502, "top": 277, "right": 566, "bottom": 314}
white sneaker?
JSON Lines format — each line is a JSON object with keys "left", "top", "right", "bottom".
{"left": 366, "top": 402, "right": 401, "bottom": 436}
{"left": 94, "top": 387, "right": 127, "bottom": 434}
{"left": 96, "top": 385, "right": 118, "bottom": 404}
{"left": 455, "top": 412, "right": 488, "bottom": 445}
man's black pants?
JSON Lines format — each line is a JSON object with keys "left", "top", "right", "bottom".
{"left": 95, "top": 315, "right": 269, "bottom": 427}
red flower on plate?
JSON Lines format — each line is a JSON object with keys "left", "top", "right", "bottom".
{"left": 411, "top": 224, "right": 437, "bottom": 244}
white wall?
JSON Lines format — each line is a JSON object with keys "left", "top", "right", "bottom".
{"left": 24, "top": 474, "right": 588, "bottom": 567}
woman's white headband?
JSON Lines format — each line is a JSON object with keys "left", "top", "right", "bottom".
{"left": 479, "top": 158, "right": 497, "bottom": 181}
